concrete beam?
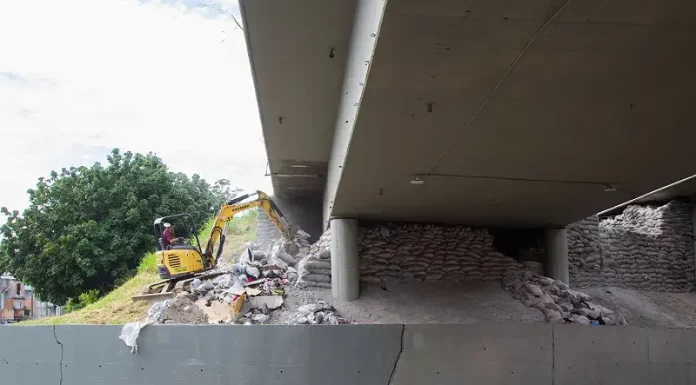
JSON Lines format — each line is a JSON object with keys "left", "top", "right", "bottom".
{"left": 545, "top": 228, "right": 569, "bottom": 284}
{"left": 323, "top": 0, "right": 388, "bottom": 225}
{"left": 330, "top": 218, "right": 359, "bottom": 301}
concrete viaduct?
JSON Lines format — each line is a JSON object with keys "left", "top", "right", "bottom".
{"left": 239, "top": 0, "right": 696, "bottom": 300}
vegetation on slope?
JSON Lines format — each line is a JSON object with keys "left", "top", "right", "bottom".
{"left": 24, "top": 211, "right": 257, "bottom": 325}
{"left": 0, "top": 149, "right": 231, "bottom": 304}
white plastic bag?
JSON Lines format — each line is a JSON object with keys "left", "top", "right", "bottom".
{"left": 119, "top": 322, "right": 148, "bottom": 354}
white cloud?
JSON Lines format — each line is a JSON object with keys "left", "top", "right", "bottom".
{"left": 0, "top": 0, "right": 271, "bottom": 213}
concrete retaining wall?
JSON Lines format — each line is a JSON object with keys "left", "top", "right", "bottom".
{"left": 569, "top": 201, "right": 695, "bottom": 291}
{"left": 3, "top": 324, "right": 696, "bottom": 385}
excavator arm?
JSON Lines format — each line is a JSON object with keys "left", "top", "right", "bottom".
{"left": 203, "top": 191, "right": 290, "bottom": 265}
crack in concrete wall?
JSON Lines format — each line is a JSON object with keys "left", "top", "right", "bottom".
{"left": 52, "top": 325, "right": 64, "bottom": 385}
{"left": 387, "top": 324, "right": 405, "bottom": 385}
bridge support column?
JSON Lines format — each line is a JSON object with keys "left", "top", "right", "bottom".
{"left": 331, "top": 218, "right": 359, "bottom": 301}
{"left": 545, "top": 228, "right": 569, "bottom": 284}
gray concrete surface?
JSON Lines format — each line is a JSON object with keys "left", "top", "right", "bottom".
{"left": 392, "top": 323, "right": 553, "bottom": 385}
{"left": 243, "top": 0, "right": 696, "bottom": 228}
{"left": 4, "top": 324, "right": 696, "bottom": 384}
{"left": 322, "top": 0, "right": 388, "bottom": 223}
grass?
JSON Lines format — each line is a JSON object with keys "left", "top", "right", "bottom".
{"left": 23, "top": 210, "right": 257, "bottom": 325}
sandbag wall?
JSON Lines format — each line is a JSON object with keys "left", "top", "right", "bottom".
{"left": 568, "top": 216, "right": 603, "bottom": 287}
{"left": 568, "top": 201, "right": 695, "bottom": 292}
{"left": 358, "top": 224, "right": 524, "bottom": 284}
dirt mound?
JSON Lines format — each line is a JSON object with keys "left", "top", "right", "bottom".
{"left": 160, "top": 294, "right": 208, "bottom": 324}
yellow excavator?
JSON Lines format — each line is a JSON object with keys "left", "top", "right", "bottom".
{"left": 133, "top": 191, "right": 291, "bottom": 301}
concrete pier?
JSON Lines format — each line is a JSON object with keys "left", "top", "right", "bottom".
{"left": 330, "top": 218, "right": 359, "bottom": 301}
{"left": 545, "top": 228, "right": 569, "bottom": 284}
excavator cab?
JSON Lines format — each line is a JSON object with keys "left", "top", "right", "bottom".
{"left": 153, "top": 214, "right": 209, "bottom": 279}
{"left": 153, "top": 214, "right": 201, "bottom": 252}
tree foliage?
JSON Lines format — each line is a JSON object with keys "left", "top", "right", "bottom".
{"left": 211, "top": 178, "right": 243, "bottom": 207}
{"left": 0, "top": 149, "right": 231, "bottom": 304}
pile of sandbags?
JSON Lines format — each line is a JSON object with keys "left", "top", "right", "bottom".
{"left": 358, "top": 224, "right": 525, "bottom": 284}
{"left": 296, "top": 229, "right": 332, "bottom": 288}
{"left": 503, "top": 270, "right": 627, "bottom": 325}
{"left": 255, "top": 209, "right": 283, "bottom": 245}
{"left": 568, "top": 216, "right": 603, "bottom": 287}
{"left": 599, "top": 202, "right": 695, "bottom": 292}
{"left": 568, "top": 201, "right": 695, "bottom": 292}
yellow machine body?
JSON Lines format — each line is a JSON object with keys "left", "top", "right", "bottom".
{"left": 154, "top": 190, "right": 290, "bottom": 280}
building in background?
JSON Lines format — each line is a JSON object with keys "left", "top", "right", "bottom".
{"left": 0, "top": 274, "right": 61, "bottom": 323}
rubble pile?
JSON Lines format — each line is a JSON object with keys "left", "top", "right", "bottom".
{"left": 296, "top": 229, "right": 332, "bottom": 288}
{"left": 503, "top": 270, "right": 627, "bottom": 325}
{"left": 569, "top": 201, "right": 695, "bottom": 292}
{"left": 289, "top": 301, "right": 349, "bottom": 325}
{"left": 358, "top": 224, "right": 525, "bottom": 284}
{"left": 146, "top": 229, "right": 349, "bottom": 325}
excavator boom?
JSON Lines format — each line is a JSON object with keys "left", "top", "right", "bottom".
{"left": 134, "top": 191, "right": 292, "bottom": 302}
{"left": 203, "top": 190, "right": 291, "bottom": 264}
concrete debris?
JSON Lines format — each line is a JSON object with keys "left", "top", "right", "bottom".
{"left": 145, "top": 228, "right": 347, "bottom": 326}
{"left": 250, "top": 296, "right": 284, "bottom": 310}
{"left": 503, "top": 270, "right": 627, "bottom": 326}
{"left": 291, "top": 302, "right": 347, "bottom": 325}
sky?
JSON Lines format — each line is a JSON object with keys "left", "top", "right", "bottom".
{"left": 0, "top": 0, "right": 271, "bottom": 214}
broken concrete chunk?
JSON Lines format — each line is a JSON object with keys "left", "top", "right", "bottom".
{"left": 190, "top": 278, "right": 202, "bottom": 293}
{"left": 252, "top": 313, "right": 270, "bottom": 323}
{"left": 245, "top": 266, "right": 261, "bottom": 279}
{"left": 195, "top": 281, "right": 215, "bottom": 293}
{"left": 250, "top": 296, "right": 284, "bottom": 311}
{"left": 297, "top": 302, "right": 333, "bottom": 315}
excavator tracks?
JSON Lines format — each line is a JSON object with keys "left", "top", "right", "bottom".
{"left": 131, "top": 271, "right": 225, "bottom": 303}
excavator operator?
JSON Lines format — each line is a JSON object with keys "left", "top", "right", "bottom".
{"left": 161, "top": 222, "right": 183, "bottom": 249}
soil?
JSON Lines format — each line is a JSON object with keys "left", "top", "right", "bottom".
{"left": 160, "top": 295, "right": 208, "bottom": 324}
{"left": 579, "top": 287, "right": 696, "bottom": 328}
{"left": 307, "top": 281, "right": 545, "bottom": 324}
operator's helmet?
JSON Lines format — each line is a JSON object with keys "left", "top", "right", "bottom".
{"left": 163, "top": 222, "right": 171, "bottom": 228}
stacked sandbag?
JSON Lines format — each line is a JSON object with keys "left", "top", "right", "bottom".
{"left": 358, "top": 224, "right": 525, "bottom": 284}
{"left": 503, "top": 270, "right": 627, "bottom": 325}
{"left": 599, "top": 201, "right": 695, "bottom": 292}
{"left": 255, "top": 209, "right": 282, "bottom": 245}
{"left": 567, "top": 216, "right": 603, "bottom": 287}
{"left": 296, "top": 229, "right": 332, "bottom": 288}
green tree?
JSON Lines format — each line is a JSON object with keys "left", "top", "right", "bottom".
{"left": 0, "top": 149, "right": 225, "bottom": 304}
{"left": 210, "top": 178, "right": 243, "bottom": 207}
